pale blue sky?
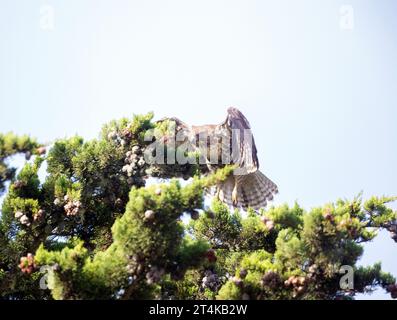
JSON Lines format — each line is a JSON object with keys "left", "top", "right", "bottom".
{"left": 0, "top": 0, "right": 396, "bottom": 299}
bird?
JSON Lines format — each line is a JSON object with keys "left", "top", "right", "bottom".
{"left": 156, "top": 107, "right": 278, "bottom": 210}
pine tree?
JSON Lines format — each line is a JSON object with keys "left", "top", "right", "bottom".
{"left": 1, "top": 113, "right": 396, "bottom": 300}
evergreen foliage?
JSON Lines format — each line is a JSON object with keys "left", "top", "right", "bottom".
{"left": 1, "top": 113, "right": 396, "bottom": 300}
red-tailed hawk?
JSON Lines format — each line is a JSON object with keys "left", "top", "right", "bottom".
{"left": 157, "top": 107, "right": 278, "bottom": 210}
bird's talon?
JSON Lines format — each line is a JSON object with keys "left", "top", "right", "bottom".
{"left": 215, "top": 187, "right": 220, "bottom": 200}
{"left": 232, "top": 187, "right": 238, "bottom": 205}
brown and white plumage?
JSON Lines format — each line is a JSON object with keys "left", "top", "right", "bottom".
{"left": 216, "top": 170, "right": 278, "bottom": 210}
{"left": 159, "top": 107, "right": 278, "bottom": 210}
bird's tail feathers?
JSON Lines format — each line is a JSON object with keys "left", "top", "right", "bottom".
{"left": 216, "top": 170, "right": 278, "bottom": 211}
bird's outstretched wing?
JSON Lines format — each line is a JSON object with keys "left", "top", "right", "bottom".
{"left": 220, "top": 107, "right": 259, "bottom": 174}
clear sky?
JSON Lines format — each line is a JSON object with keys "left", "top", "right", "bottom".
{"left": 0, "top": 0, "right": 396, "bottom": 299}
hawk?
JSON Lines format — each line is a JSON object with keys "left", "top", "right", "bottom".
{"left": 157, "top": 107, "right": 278, "bottom": 210}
